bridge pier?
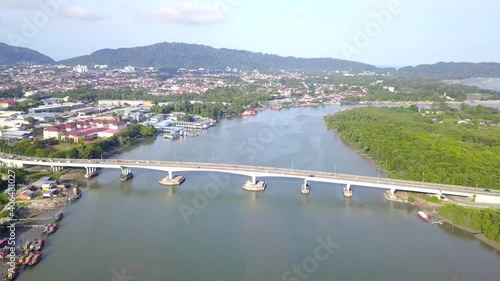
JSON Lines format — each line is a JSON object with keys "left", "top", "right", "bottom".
{"left": 85, "top": 167, "right": 99, "bottom": 179}
{"left": 301, "top": 179, "right": 310, "bottom": 194}
{"left": 389, "top": 188, "right": 396, "bottom": 197}
{"left": 51, "top": 166, "right": 63, "bottom": 172}
{"left": 159, "top": 171, "right": 185, "bottom": 186}
{"left": 343, "top": 184, "right": 352, "bottom": 198}
{"left": 243, "top": 175, "right": 266, "bottom": 192}
{"left": 120, "top": 167, "right": 133, "bottom": 181}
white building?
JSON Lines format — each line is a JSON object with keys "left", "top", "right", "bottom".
{"left": 73, "top": 65, "right": 88, "bottom": 73}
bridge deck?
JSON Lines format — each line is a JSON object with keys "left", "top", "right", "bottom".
{"left": 1, "top": 154, "right": 499, "bottom": 198}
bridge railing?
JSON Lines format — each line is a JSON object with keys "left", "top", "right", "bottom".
{"left": 3, "top": 154, "right": 499, "bottom": 195}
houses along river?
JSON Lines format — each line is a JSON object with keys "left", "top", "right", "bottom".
{"left": 19, "top": 106, "right": 500, "bottom": 281}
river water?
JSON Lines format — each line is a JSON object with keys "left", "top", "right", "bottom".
{"left": 19, "top": 106, "right": 500, "bottom": 281}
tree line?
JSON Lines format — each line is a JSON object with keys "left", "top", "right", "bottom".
{"left": 324, "top": 106, "right": 500, "bottom": 189}
{"left": 439, "top": 204, "right": 500, "bottom": 243}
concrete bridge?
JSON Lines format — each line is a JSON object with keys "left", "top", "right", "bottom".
{"left": 2, "top": 154, "right": 500, "bottom": 204}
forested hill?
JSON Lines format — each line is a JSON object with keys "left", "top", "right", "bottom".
{"left": 325, "top": 106, "right": 500, "bottom": 188}
{"left": 0, "top": 42, "right": 55, "bottom": 65}
{"left": 398, "top": 62, "right": 500, "bottom": 79}
{"left": 58, "top": 42, "right": 378, "bottom": 72}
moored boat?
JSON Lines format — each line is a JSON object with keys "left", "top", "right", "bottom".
{"left": 28, "top": 251, "right": 42, "bottom": 266}
{"left": 43, "top": 222, "right": 58, "bottom": 235}
{"left": 68, "top": 193, "right": 82, "bottom": 202}
{"left": 6, "top": 267, "right": 19, "bottom": 281}
{"left": 16, "top": 252, "right": 29, "bottom": 266}
{"left": 34, "top": 238, "right": 45, "bottom": 251}
{"left": 23, "top": 241, "right": 33, "bottom": 251}
{"left": 418, "top": 211, "right": 429, "bottom": 222}
{"left": 24, "top": 252, "right": 34, "bottom": 265}
{"left": 241, "top": 108, "right": 257, "bottom": 117}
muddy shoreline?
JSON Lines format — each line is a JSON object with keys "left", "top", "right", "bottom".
{"left": 389, "top": 191, "right": 500, "bottom": 251}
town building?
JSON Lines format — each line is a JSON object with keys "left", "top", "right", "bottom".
{"left": 0, "top": 100, "right": 18, "bottom": 109}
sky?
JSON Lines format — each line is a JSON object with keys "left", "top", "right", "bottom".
{"left": 0, "top": 0, "right": 499, "bottom": 66}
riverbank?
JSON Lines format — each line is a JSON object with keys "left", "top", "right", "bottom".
{"left": 386, "top": 191, "right": 500, "bottom": 252}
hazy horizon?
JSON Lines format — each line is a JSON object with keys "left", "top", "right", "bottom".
{"left": 1, "top": 0, "right": 499, "bottom": 66}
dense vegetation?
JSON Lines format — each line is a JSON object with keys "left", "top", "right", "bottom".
{"left": 364, "top": 77, "right": 499, "bottom": 102}
{"left": 398, "top": 62, "right": 500, "bottom": 79}
{"left": 58, "top": 42, "right": 378, "bottom": 72}
{"left": 0, "top": 124, "right": 156, "bottom": 159}
{"left": 0, "top": 42, "right": 54, "bottom": 65}
{"left": 439, "top": 205, "right": 500, "bottom": 243}
{"left": 325, "top": 106, "right": 500, "bottom": 188}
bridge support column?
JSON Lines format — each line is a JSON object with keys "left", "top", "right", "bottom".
{"left": 84, "top": 167, "right": 98, "bottom": 179}
{"left": 242, "top": 175, "right": 266, "bottom": 192}
{"left": 389, "top": 188, "right": 396, "bottom": 197}
{"left": 343, "top": 184, "right": 352, "bottom": 198}
{"left": 52, "top": 166, "right": 63, "bottom": 172}
{"left": 120, "top": 167, "right": 134, "bottom": 181}
{"left": 168, "top": 171, "right": 173, "bottom": 180}
{"left": 301, "top": 179, "right": 310, "bottom": 194}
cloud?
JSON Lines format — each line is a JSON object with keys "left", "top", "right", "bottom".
{"left": 61, "top": 6, "right": 104, "bottom": 20}
{"left": 148, "top": 1, "right": 226, "bottom": 25}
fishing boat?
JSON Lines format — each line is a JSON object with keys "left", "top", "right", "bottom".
{"left": 43, "top": 223, "right": 58, "bottom": 235}
{"left": 24, "top": 252, "right": 35, "bottom": 265}
{"left": 417, "top": 211, "right": 429, "bottom": 222}
{"left": 68, "top": 193, "right": 82, "bottom": 202}
{"left": 16, "top": 252, "right": 29, "bottom": 266}
{"left": 34, "top": 239, "right": 45, "bottom": 251}
{"left": 54, "top": 211, "right": 63, "bottom": 222}
{"left": 28, "top": 251, "right": 42, "bottom": 266}
{"left": 5, "top": 267, "right": 19, "bottom": 281}
{"left": 23, "top": 241, "right": 33, "bottom": 251}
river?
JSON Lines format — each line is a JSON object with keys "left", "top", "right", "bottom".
{"left": 19, "top": 106, "right": 500, "bottom": 281}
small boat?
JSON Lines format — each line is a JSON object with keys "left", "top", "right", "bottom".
{"left": 24, "top": 252, "right": 35, "bottom": 265}
{"left": 43, "top": 223, "right": 58, "bottom": 235}
{"left": 301, "top": 184, "right": 310, "bottom": 194}
{"left": 418, "top": 211, "right": 429, "bottom": 222}
{"left": 34, "top": 239, "right": 45, "bottom": 251}
{"left": 68, "top": 193, "right": 82, "bottom": 202}
{"left": 241, "top": 109, "right": 257, "bottom": 117}
{"left": 28, "top": 251, "right": 42, "bottom": 266}
{"left": 54, "top": 211, "right": 63, "bottom": 222}
{"left": 6, "top": 267, "right": 19, "bottom": 281}
{"left": 16, "top": 252, "right": 29, "bottom": 266}
{"left": 23, "top": 241, "right": 33, "bottom": 251}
